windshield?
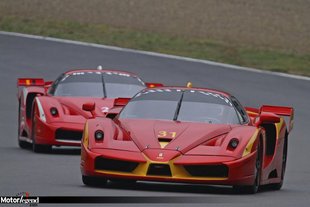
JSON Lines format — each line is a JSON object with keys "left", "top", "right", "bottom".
{"left": 50, "top": 71, "right": 145, "bottom": 98}
{"left": 119, "top": 89, "right": 241, "bottom": 124}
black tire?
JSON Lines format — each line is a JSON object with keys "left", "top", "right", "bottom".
{"left": 31, "top": 106, "right": 51, "bottom": 153}
{"left": 270, "top": 134, "right": 288, "bottom": 190}
{"left": 82, "top": 175, "right": 107, "bottom": 186}
{"left": 234, "top": 138, "right": 263, "bottom": 194}
{"left": 18, "top": 100, "right": 28, "bottom": 149}
{"left": 18, "top": 139, "right": 29, "bottom": 149}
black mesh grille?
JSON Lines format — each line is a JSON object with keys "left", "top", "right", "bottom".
{"left": 55, "top": 129, "right": 83, "bottom": 141}
{"left": 95, "top": 157, "right": 139, "bottom": 172}
{"left": 184, "top": 164, "right": 228, "bottom": 177}
{"left": 147, "top": 164, "right": 172, "bottom": 176}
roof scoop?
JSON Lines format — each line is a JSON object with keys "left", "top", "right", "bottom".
{"left": 97, "top": 65, "right": 103, "bottom": 70}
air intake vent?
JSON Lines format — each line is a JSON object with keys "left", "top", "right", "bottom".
{"left": 147, "top": 164, "right": 172, "bottom": 176}
{"left": 184, "top": 164, "right": 228, "bottom": 177}
{"left": 95, "top": 157, "right": 138, "bottom": 172}
{"left": 158, "top": 137, "right": 173, "bottom": 142}
{"left": 55, "top": 129, "right": 83, "bottom": 141}
{"left": 106, "top": 113, "right": 117, "bottom": 119}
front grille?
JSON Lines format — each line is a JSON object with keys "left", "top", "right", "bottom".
{"left": 184, "top": 164, "right": 228, "bottom": 177}
{"left": 147, "top": 164, "right": 172, "bottom": 176}
{"left": 95, "top": 157, "right": 139, "bottom": 172}
{"left": 55, "top": 129, "right": 83, "bottom": 141}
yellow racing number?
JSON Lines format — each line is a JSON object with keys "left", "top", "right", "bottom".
{"left": 158, "top": 131, "right": 177, "bottom": 138}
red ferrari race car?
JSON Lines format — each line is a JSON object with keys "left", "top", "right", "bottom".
{"left": 17, "top": 68, "right": 162, "bottom": 153}
{"left": 80, "top": 86, "right": 294, "bottom": 193}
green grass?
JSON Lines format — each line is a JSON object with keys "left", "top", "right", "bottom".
{"left": 1, "top": 16, "right": 309, "bottom": 76}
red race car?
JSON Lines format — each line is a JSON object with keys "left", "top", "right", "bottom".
{"left": 17, "top": 68, "right": 162, "bottom": 153}
{"left": 80, "top": 86, "right": 294, "bottom": 193}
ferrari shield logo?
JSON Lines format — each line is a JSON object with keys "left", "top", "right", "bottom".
{"left": 156, "top": 152, "right": 164, "bottom": 159}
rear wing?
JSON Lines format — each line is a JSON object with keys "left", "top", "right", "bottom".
{"left": 260, "top": 105, "right": 294, "bottom": 133}
{"left": 17, "top": 78, "right": 45, "bottom": 86}
{"left": 17, "top": 78, "right": 46, "bottom": 99}
{"left": 145, "top": 82, "right": 164, "bottom": 88}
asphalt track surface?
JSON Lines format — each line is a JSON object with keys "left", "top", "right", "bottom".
{"left": 0, "top": 33, "right": 310, "bottom": 207}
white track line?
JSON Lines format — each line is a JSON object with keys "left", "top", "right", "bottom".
{"left": 1, "top": 30, "right": 309, "bottom": 81}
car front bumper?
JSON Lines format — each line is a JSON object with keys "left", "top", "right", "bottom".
{"left": 81, "top": 146, "right": 257, "bottom": 186}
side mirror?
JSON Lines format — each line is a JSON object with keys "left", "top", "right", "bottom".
{"left": 255, "top": 112, "right": 280, "bottom": 126}
{"left": 82, "top": 102, "right": 96, "bottom": 117}
{"left": 145, "top": 82, "right": 164, "bottom": 88}
{"left": 44, "top": 81, "right": 53, "bottom": 93}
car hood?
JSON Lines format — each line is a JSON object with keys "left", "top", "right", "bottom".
{"left": 118, "top": 119, "right": 232, "bottom": 156}
{"left": 54, "top": 97, "right": 119, "bottom": 118}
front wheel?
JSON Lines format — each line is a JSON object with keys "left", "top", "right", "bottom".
{"left": 234, "top": 138, "right": 262, "bottom": 194}
{"left": 82, "top": 175, "right": 107, "bottom": 187}
{"left": 18, "top": 100, "right": 28, "bottom": 149}
{"left": 18, "top": 139, "right": 29, "bottom": 149}
{"left": 31, "top": 106, "right": 51, "bottom": 153}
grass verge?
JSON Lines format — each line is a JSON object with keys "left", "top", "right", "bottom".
{"left": 1, "top": 16, "right": 309, "bottom": 76}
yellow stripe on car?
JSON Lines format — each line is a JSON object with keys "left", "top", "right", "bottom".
{"left": 83, "top": 122, "right": 89, "bottom": 148}
{"left": 275, "top": 118, "right": 284, "bottom": 139}
{"left": 242, "top": 129, "right": 259, "bottom": 157}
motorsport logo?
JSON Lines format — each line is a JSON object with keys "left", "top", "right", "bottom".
{"left": 1, "top": 192, "right": 39, "bottom": 206}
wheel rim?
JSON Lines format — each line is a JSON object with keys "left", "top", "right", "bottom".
{"left": 18, "top": 101, "right": 22, "bottom": 138}
{"left": 281, "top": 138, "right": 288, "bottom": 180}
{"left": 254, "top": 141, "right": 262, "bottom": 191}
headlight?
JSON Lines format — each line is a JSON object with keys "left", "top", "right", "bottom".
{"left": 94, "top": 130, "right": 104, "bottom": 140}
{"left": 50, "top": 107, "right": 58, "bottom": 116}
{"left": 228, "top": 138, "right": 239, "bottom": 150}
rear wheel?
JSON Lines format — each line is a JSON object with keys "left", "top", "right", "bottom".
{"left": 270, "top": 135, "right": 288, "bottom": 190}
{"left": 234, "top": 138, "right": 262, "bottom": 194}
{"left": 31, "top": 106, "right": 51, "bottom": 153}
{"left": 18, "top": 100, "right": 28, "bottom": 149}
{"left": 82, "top": 175, "right": 107, "bottom": 186}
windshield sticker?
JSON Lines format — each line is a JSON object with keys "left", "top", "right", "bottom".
{"left": 137, "top": 88, "right": 177, "bottom": 96}
{"left": 198, "top": 91, "right": 232, "bottom": 106}
{"left": 135, "top": 89, "right": 232, "bottom": 106}
{"left": 66, "top": 71, "right": 134, "bottom": 79}
{"left": 106, "top": 72, "right": 130, "bottom": 77}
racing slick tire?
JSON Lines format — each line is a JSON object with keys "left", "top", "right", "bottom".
{"left": 82, "top": 175, "right": 108, "bottom": 186}
{"left": 18, "top": 100, "right": 28, "bottom": 149}
{"left": 233, "top": 137, "right": 263, "bottom": 194}
{"left": 31, "top": 105, "right": 52, "bottom": 153}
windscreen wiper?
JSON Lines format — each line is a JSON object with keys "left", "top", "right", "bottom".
{"left": 101, "top": 73, "right": 107, "bottom": 98}
{"left": 173, "top": 91, "right": 184, "bottom": 121}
